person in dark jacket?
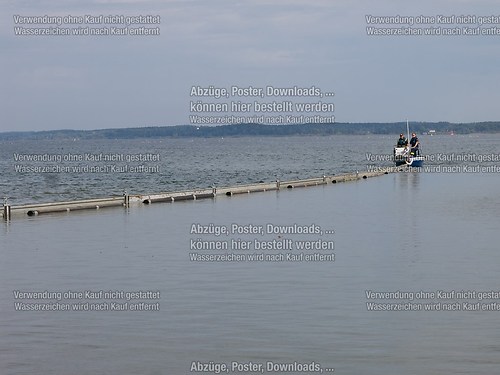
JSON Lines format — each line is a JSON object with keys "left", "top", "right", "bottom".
{"left": 397, "top": 133, "right": 408, "bottom": 147}
{"left": 410, "top": 132, "right": 420, "bottom": 156}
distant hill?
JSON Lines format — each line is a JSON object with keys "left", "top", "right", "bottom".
{"left": 1, "top": 122, "right": 499, "bottom": 140}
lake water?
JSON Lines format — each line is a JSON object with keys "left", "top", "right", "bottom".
{"left": 1, "top": 134, "right": 499, "bottom": 374}
{"left": 1, "top": 133, "right": 498, "bottom": 205}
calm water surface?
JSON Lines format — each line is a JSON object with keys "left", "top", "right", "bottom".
{"left": 1, "top": 134, "right": 499, "bottom": 374}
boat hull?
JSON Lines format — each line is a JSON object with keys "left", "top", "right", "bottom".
{"left": 407, "top": 156, "right": 424, "bottom": 167}
{"left": 393, "top": 147, "right": 424, "bottom": 167}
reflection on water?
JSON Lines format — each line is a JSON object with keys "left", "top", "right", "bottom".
{"left": 1, "top": 169, "right": 499, "bottom": 374}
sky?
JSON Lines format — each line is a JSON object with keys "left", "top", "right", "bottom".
{"left": 1, "top": 0, "right": 499, "bottom": 132}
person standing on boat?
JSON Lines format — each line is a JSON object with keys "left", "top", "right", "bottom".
{"left": 397, "top": 133, "right": 408, "bottom": 147}
{"left": 410, "top": 132, "right": 420, "bottom": 156}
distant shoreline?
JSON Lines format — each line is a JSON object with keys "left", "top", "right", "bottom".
{"left": 1, "top": 122, "right": 499, "bottom": 141}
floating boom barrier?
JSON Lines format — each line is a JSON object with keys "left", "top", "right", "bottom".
{"left": 2, "top": 170, "right": 390, "bottom": 220}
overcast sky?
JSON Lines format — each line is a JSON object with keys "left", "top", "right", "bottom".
{"left": 1, "top": 0, "right": 499, "bottom": 132}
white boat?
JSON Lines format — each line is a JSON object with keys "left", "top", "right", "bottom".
{"left": 393, "top": 120, "right": 424, "bottom": 167}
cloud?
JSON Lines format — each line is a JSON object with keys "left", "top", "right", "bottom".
{"left": 1, "top": 0, "right": 499, "bottom": 131}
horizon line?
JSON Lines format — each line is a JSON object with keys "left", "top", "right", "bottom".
{"left": 2, "top": 120, "right": 499, "bottom": 135}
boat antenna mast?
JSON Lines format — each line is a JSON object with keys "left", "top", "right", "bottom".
{"left": 406, "top": 118, "right": 410, "bottom": 144}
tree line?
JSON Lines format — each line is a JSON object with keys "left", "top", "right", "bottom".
{"left": 1, "top": 122, "right": 499, "bottom": 140}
